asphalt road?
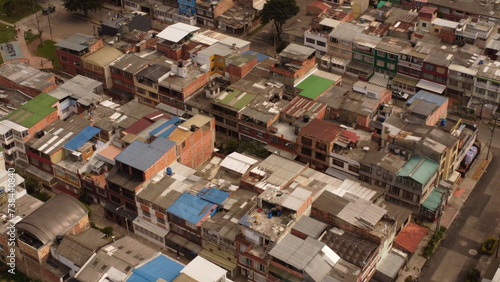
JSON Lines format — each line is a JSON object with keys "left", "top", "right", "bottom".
{"left": 419, "top": 146, "right": 500, "bottom": 281}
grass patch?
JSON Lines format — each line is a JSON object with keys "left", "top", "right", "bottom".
{"left": 0, "top": 23, "right": 16, "bottom": 43}
{"left": 0, "top": 0, "right": 42, "bottom": 23}
{"left": 35, "top": 40, "right": 60, "bottom": 70}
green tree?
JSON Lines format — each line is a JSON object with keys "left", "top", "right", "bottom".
{"left": 63, "top": 0, "right": 103, "bottom": 17}
{"left": 261, "top": 0, "right": 299, "bottom": 41}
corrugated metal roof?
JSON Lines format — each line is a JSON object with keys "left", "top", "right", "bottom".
{"left": 157, "top": 23, "right": 200, "bottom": 43}
{"left": 82, "top": 46, "right": 124, "bottom": 67}
{"left": 292, "top": 216, "right": 328, "bottom": 239}
{"left": 397, "top": 156, "right": 439, "bottom": 185}
{"left": 375, "top": 251, "right": 406, "bottom": 279}
{"left": 55, "top": 33, "right": 95, "bottom": 52}
{"left": 197, "top": 188, "right": 230, "bottom": 205}
{"left": 149, "top": 116, "right": 182, "bottom": 138}
{"left": 407, "top": 90, "right": 448, "bottom": 106}
{"left": 115, "top": 138, "right": 176, "bottom": 171}
{"left": 63, "top": 125, "right": 101, "bottom": 151}
{"left": 269, "top": 234, "right": 325, "bottom": 270}
{"left": 127, "top": 255, "right": 183, "bottom": 282}
{"left": 300, "top": 119, "right": 342, "bottom": 142}
{"left": 167, "top": 193, "right": 215, "bottom": 225}
{"left": 220, "top": 152, "right": 258, "bottom": 174}
{"left": 422, "top": 187, "right": 445, "bottom": 211}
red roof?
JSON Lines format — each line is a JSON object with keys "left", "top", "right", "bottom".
{"left": 394, "top": 222, "right": 429, "bottom": 254}
{"left": 125, "top": 118, "right": 153, "bottom": 135}
{"left": 307, "top": 0, "right": 331, "bottom": 10}
{"left": 419, "top": 6, "right": 437, "bottom": 14}
{"left": 299, "top": 119, "right": 342, "bottom": 142}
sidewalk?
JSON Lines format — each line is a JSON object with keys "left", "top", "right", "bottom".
{"left": 16, "top": 29, "right": 53, "bottom": 69}
{"left": 397, "top": 142, "right": 492, "bottom": 281}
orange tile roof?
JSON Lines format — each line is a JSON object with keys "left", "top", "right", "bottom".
{"left": 394, "top": 222, "right": 429, "bottom": 254}
{"left": 299, "top": 119, "right": 342, "bottom": 142}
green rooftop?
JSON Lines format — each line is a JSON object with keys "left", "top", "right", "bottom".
{"left": 3, "top": 93, "right": 57, "bottom": 128}
{"left": 217, "top": 89, "right": 255, "bottom": 110}
{"left": 296, "top": 75, "right": 335, "bottom": 100}
{"left": 422, "top": 187, "right": 446, "bottom": 211}
{"left": 397, "top": 156, "right": 439, "bottom": 185}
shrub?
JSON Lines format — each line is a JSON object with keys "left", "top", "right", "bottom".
{"left": 481, "top": 237, "right": 498, "bottom": 255}
{"left": 465, "top": 268, "right": 480, "bottom": 282}
{"left": 101, "top": 226, "right": 113, "bottom": 237}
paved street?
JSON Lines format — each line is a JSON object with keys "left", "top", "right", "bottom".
{"left": 17, "top": 0, "right": 119, "bottom": 42}
{"left": 419, "top": 146, "right": 500, "bottom": 281}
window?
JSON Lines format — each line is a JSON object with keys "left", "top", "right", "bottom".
{"left": 387, "top": 63, "right": 395, "bottom": 70}
{"left": 388, "top": 53, "right": 397, "bottom": 60}
{"left": 317, "top": 41, "right": 326, "bottom": 47}
{"left": 55, "top": 168, "right": 65, "bottom": 177}
{"left": 301, "top": 147, "right": 312, "bottom": 156}
{"left": 110, "top": 195, "right": 121, "bottom": 204}
{"left": 330, "top": 37, "right": 338, "bottom": 43}
{"left": 422, "top": 22, "right": 427, "bottom": 28}
{"left": 316, "top": 142, "right": 326, "bottom": 151}
{"left": 143, "top": 210, "right": 151, "bottom": 218}
{"left": 390, "top": 186, "right": 400, "bottom": 195}
{"left": 448, "top": 79, "right": 458, "bottom": 87}
{"left": 476, "top": 87, "right": 486, "bottom": 95}
{"left": 301, "top": 137, "right": 312, "bottom": 146}
{"left": 171, "top": 214, "right": 182, "bottom": 223}
{"left": 488, "top": 91, "right": 497, "bottom": 98}
{"left": 341, "top": 40, "right": 350, "bottom": 47}
{"left": 353, "top": 53, "right": 363, "bottom": 60}
{"left": 69, "top": 174, "right": 79, "bottom": 183}
{"left": 434, "top": 28, "right": 439, "bottom": 33}
{"left": 158, "top": 217, "right": 166, "bottom": 225}
{"left": 137, "top": 87, "right": 146, "bottom": 94}
{"left": 360, "top": 164, "right": 372, "bottom": 173}
{"left": 425, "top": 64, "right": 434, "bottom": 71}
{"left": 341, "top": 49, "right": 350, "bottom": 55}
{"left": 378, "top": 51, "right": 386, "bottom": 57}
{"left": 348, "top": 164, "right": 359, "bottom": 173}
{"left": 377, "top": 60, "right": 385, "bottom": 67}
{"left": 332, "top": 158, "right": 344, "bottom": 167}
{"left": 403, "top": 190, "right": 413, "bottom": 200}
{"left": 306, "top": 38, "right": 315, "bottom": 44}
{"left": 316, "top": 152, "right": 326, "bottom": 162}
{"left": 60, "top": 56, "right": 67, "bottom": 62}
{"left": 330, "top": 46, "right": 339, "bottom": 52}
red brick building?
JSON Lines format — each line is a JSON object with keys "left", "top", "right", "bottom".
{"left": 55, "top": 33, "right": 103, "bottom": 76}
{"left": 109, "top": 53, "right": 150, "bottom": 101}
{"left": 105, "top": 138, "right": 178, "bottom": 231}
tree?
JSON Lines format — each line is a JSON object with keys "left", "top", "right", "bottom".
{"left": 63, "top": 0, "right": 103, "bottom": 17}
{"left": 261, "top": 0, "right": 299, "bottom": 41}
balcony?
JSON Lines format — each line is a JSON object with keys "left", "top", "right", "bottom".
{"left": 398, "top": 60, "right": 422, "bottom": 70}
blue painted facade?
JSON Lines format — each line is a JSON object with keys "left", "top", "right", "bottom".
{"left": 178, "top": 0, "right": 196, "bottom": 18}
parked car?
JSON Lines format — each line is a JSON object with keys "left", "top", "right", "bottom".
{"left": 42, "top": 6, "right": 55, "bottom": 15}
{"left": 393, "top": 90, "right": 409, "bottom": 101}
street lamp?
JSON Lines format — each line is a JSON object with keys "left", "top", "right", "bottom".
{"left": 116, "top": 205, "right": 130, "bottom": 235}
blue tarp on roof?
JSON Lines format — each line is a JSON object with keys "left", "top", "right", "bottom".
{"left": 63, "top": 126, "right": 101, "bottom": 151}
{"left": 407, "top": 90, "right": 448, "bottom": 107}
{"left": 242, "top": 50, "right": 269, "bottom": 63}
{"left": 149, "top": 116, "right": 182, "bottom": 138}
{"left": 167, "top": 193, "right": 215, "bottom": 225}
{"left": 127, "top": 255, "right": 183, "bottom": 282}
{"left": 115, "top": 138, "right": 176, "bottom": 171}
{"left": 197, "top": 188, "right": 230, "bottom": 205}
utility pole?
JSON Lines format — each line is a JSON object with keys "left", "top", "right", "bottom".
{"left": 116, "top": 205, "right": 130, "bottom": 235}
{"left": 487, "top": 113, "right": 497, "bottom": 160}
{"left": 47, "top": 12, "right": 53, "bottom": 41}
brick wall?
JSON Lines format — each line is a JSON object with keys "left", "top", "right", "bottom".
{"left": 0, "top": 75, "right": 56, "bottom": 98}
{"left": 227, "top": 57, "right": 258, "bottom": 83}
{"left": 157, "top": 43, "right": 182, "bottom": 60}
{"left": 178, "top": 119, "right": 215, "bottom": 168}
{"left": 143, "top": 146, "right": 178, "bottom": 181}
{"left": 213, "top": 0, "right": 234, "bottom": 17}
{"left": 439, "top": 28, "right": 455, "bottom": 44}
{"left": 181, "top": 71, "right": 210, "bottom": 100}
